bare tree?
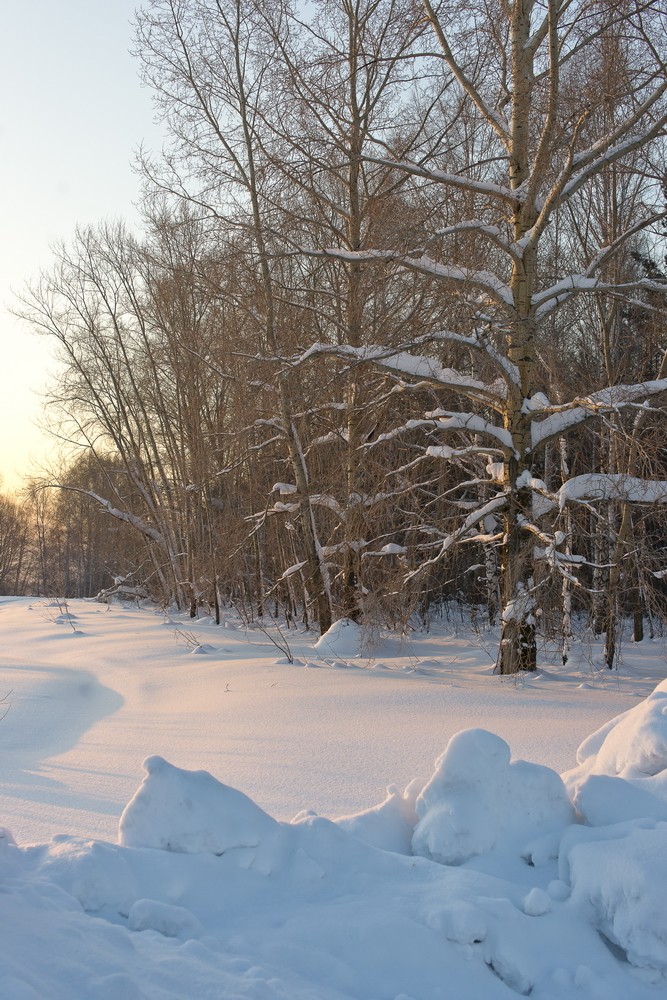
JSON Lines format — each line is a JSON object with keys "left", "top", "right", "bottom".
{"left": 137, "top": 0, "right": 338, "bottom": 631}
{"left": 0, "top": 492, "right": 30, "bottom": 595}
{"left": 297, "top": 0, "right": 667, "bottom": 670}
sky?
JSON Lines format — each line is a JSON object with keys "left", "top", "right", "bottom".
{"left": 0, "top": 1, "right": 163, "bottom": 493}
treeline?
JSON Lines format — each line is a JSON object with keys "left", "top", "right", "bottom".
{"left": 0, "top": 463, "right": 138, "bottom": 601}
{"left": 13, "top": 0, "right": 667, "bottom": 670}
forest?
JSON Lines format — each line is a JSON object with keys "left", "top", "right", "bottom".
{"left": 3, "top": 0, "right": 667, "bottom": 673}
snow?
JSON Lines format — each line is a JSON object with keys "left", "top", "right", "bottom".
{"left": 412, "top": 728, "right": 574, "bottom": 867}
{"left": 426, "top": 410, "right": 514, "bottom": 450}
{"left": 558, "top": 473, "right": 667, "bottom": 509}
{"left": 531, "top": 378, "right": 667, "bottom": 450}
{"left": 119, "top": 756, "right": 279, "bottom": 854}
{"left": 374, "top": 542, "right": 408, "bottom": 556}
{"left": 563, "top": 679, "right": 667, "bottom": 826}
{"left": 295, "top": 342, "right": 504, "bottom": 403}
{"left": 313, "top": 617, "right": 364, "bottom": 657}
{"left": 2, "top": 597, "right": 667, "bottom": 998}
{"left": 562, "top": 821, "right": 667, "bottom": 974}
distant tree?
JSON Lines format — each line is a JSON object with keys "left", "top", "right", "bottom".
{"left": 0, "top": 492, "right": 30, "bottom": 595}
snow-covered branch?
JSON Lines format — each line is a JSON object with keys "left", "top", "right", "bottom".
{"left": 532, "top": 379, "right": 667, "bottom": 450}
{"left": 362, "top": 156, "right": 515, "bottom": 204}
{"left": 58, "top": 487, "right": 167, "bottom": 549}
{"left": 558, "top": 474, "right": 667, "bottom": 510}
{"left": 405, "top": 494, "right": 508, "bottom": 579}
{"left": 292, "top": 343, "right": 506, "bottom": 407}
{"left": 562, "top": 85, "right": 667, "bottom": 204}
{"left": 318, "top": 248, "right": 513, "bottom": 307}
{"left": 425, "top": 410, "right": 515, "bottom": 453}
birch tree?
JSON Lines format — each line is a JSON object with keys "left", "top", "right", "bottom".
{"left": 259, "top": 0, "right": 445, "bottom": 620}
{"left": 296, "top": 0, "right": 667, "bottom": 670}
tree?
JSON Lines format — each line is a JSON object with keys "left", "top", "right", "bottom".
{"left": 19, "top": 0, "right": 667, "bottom": 660}
{"left": 0, "top": 492, "right": 30, "bottom": 595}
{"left": 297, "top": 0, "right": 667, "bottom": 670}
{"left": 137, "top": 0, "right": 339, "bottom": 632}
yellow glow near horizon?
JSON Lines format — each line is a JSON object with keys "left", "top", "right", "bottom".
{"left": 0, "top": 0, "right": 163, "bottom": 494}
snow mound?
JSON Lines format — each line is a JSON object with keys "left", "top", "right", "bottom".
{"left": 313, "top": 617, "right": 413, "bottom": 659}
{"left": 574, "top": 775, "right": 667, "bottom": 826}
{"left": 412, "top": 729, "right": 574, "bottom": 865}
{"left": 313, "top": 617, "right": 362, "bottom": 657}
{"left": 38, "top": 836, "right": 137, "bottom": 913}
{"left": 118, "top": 756, "right": 278, "bottom": 854}
{"left": 335, "top": 779, "right": 422, "bottom": 854}
{"left": 190, "top": 642, "right": 217, "bottom": 655}
{"left": 563, "top": 821, "right": 667, "bottom": 972}
{"left": 564, "top": 679, "right": 667, "bottom": 824}
{"left": 577, "top": 679, "right": 667, "bottom": 777}
{"left": 128, "top": 898, "right": 203, "bottom": 939}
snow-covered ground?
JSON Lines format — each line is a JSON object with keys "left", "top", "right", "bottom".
{"left": 2, "top": 597, "right": 667, "bottom": 998}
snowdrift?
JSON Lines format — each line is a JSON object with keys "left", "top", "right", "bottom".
{"left": 4, "top": 684, "right": 667, "bottom": 999}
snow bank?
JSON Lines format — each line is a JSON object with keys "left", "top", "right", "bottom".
{"left": 562, "top": 821, "right": 667, "bottom": 973}
{"left": 119, "top": 756, "right": 279, "bottom": 854}
{"left": 550, "top": 678, "right": 667, "bottom": 975}
{"left": 412, "top": 728, "right": 574, "bottom": 865}
{"left": 6, "top": 591, "right": 667, "bottom": 999}
{"left": 564, "top": 679, "right": 667, "bottom": 825}
{"left": 335, "top": 779, "right": 422, "bottom": 854}
{"left": 6, "top": 722, "right": 667, "bottom": 998}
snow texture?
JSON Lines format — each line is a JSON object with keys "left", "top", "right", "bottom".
{"left": 558, "top": 473, "right": 667, "bottom": 510}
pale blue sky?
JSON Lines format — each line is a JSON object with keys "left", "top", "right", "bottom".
{"left": 0, "top": 0, "right": 162, "bottom": 491}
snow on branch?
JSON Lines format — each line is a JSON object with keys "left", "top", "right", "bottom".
{"left": 367, "top": 411, "right": 512, "bottom": 456}
{"left": 310, "top": 494, "right": 342, "bottom": 513}
{"left": 363, "top": 542, "right": 408, "bottom": 557}
{"left": 533, "top": 275, "right": 602, "bottom": 316}
{"left": 558, "top": 474, "right": 667, "bottom": 510}
{"left": 562, "top": 85, "right": 667, "bottom": 203}
{"left": 425, "top": 329, "right": 520, "bottom": 387}
{"left": 519, "top": 519, "right": 586, "bottom": 585}
{"left": 425, "top": 444, "right": 506, "bottom": 460}
{"left": 364, "top": 329, "right": 519, "bottom": 390}
{"left": 406, "top": 494, "right": 508, "bottom": 579}
{"left": 270, "top": 501, "right": 300, "bottom": 514}
{"left": 292, "top": 343, "right": 505, "bottom": 405}
{"left": 425, "top": 410, "right": 515, "bottom": 452}
{"left": 535, "top": 272, "right": 667, "bottom": 319}
{"left": 61, "top": 488, "right": 166, "bottom": 549}
{"left": 279, "top": 560, "right": 307, "bottom": 580}
{"left": 363, "top": 155, "right": 516, "bottom": 204}
{"left": 306, "top": 430, "right": 349, "bottom": 452}
{"left": 531, "top": 379, "right": 667, "bottom": 450}
{"left": 417, "top": 219, "right": 516, "bottom": 261}
{"left": 368, "top": 417, "right": 444, "bottom": 448}
{"left": 318, "top": 248, "right": 513, "bottom": 307}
